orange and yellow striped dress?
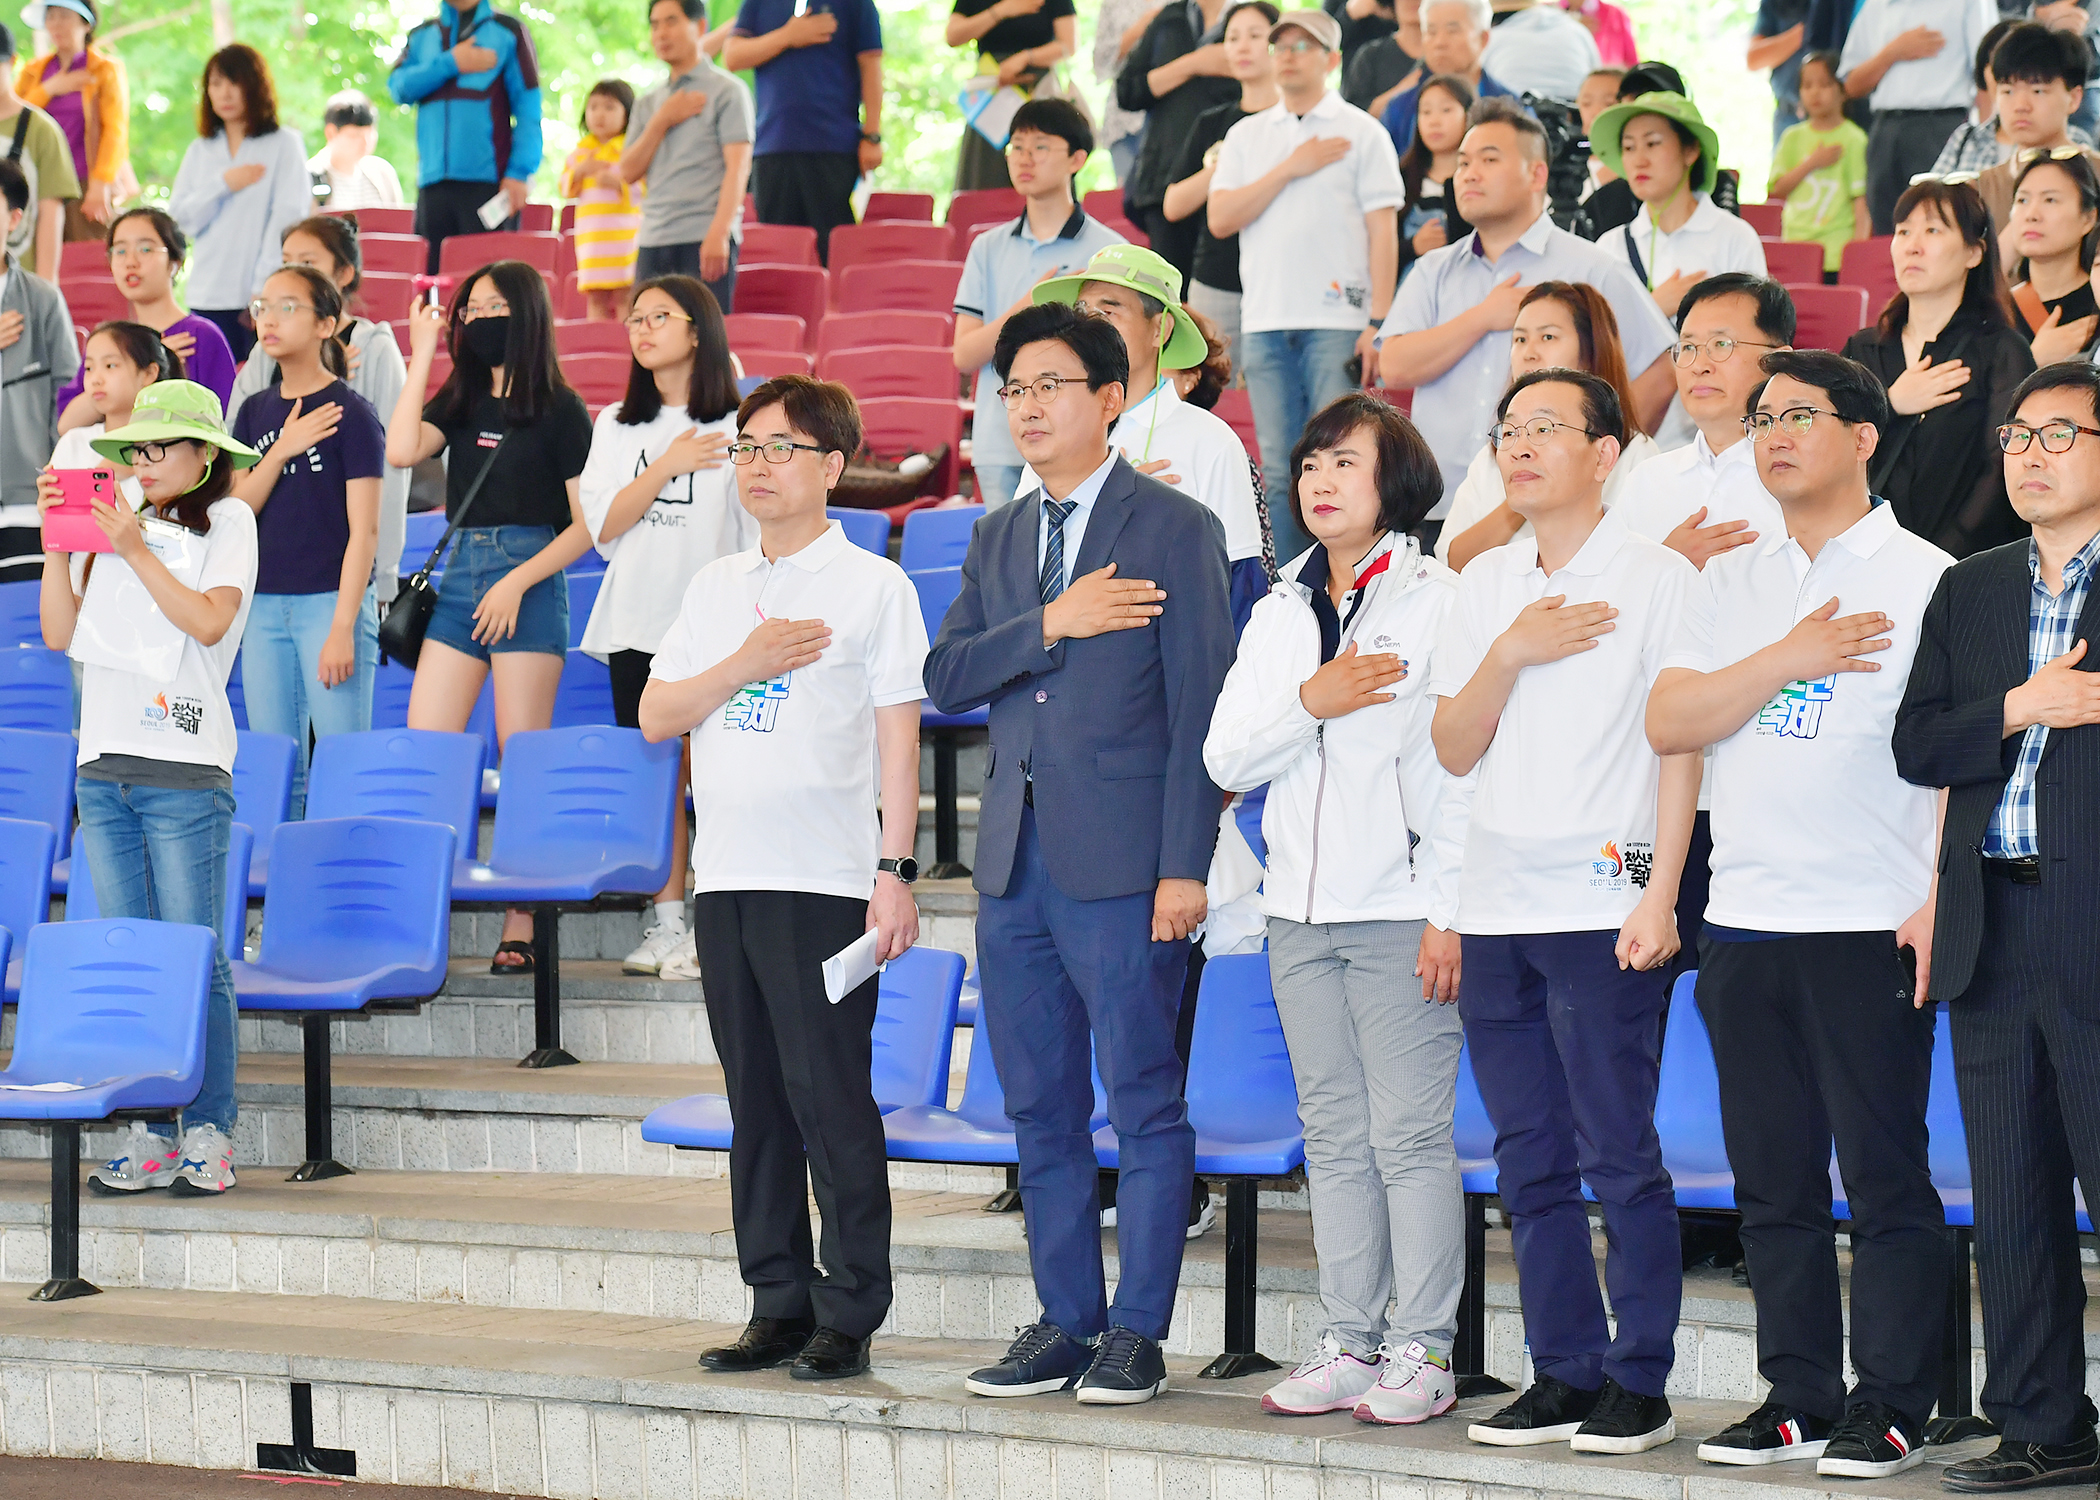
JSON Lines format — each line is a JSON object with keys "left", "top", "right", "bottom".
{"left": 561, "top": 135, "right": 642, "bottom": 292}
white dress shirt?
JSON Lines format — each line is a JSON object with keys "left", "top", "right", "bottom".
{"left": 1838, "top": 0, "right": 1998, "bottom": 113}
{"left": 1031, "top": 450, "right": 1121, "bottom": 594}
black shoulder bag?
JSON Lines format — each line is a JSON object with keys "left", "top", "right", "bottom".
{"left": 377, "top": 436, "right": 506, "bottom": 668}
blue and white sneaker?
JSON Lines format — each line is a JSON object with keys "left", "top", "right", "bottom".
{"left": 964, "top": 1322, "right": 1094, "bottom": 1397}
{"left": 170, "top": 1124, "right": 237, "bottom": 1196}
{"left": 88, "top": 1123, "right": 180, "bottom": 1194}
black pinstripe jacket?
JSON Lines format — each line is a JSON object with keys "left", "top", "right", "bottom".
{"left": 1893, "top": 538, "right": 2100, "bottom": 1002}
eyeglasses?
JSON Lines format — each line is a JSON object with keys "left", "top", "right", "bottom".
{"left": 1998, "top": 419, "right": 2100, "bottom": 453}
{"left": 996, "top": 374, "right": 1086, "bottom": 409}
{"left": 248, "top": 297, "right": 315, "bottom": 321}
{"left": 1670, "top": 336, "right": 1780, "bottom": 367}
{"left": 1487, "top": 416, "right": 1599, "bottom": 449}
{"left": 107, "top": 242, "right": 170, "bottom": 263}
{"left": 2017, "top": 145, "right": 2089, "bottom": 167}
{"left": 624, "top": 307, "right": 693, "bottom": 331}
{"left": 462, "top": 301, "right": 511, "bottom": 322}
{"left": 729, "top": 438, "right": 826, "bottom": 465}
{"left": 116, "top": 441, "right": 182, "bottom": 464}
{"left": 1743, "top": 406, "right": 1843, "bottom": 440}
{"left": 1271, "top": 37, "right": 1325, "bottom": 53}
{"left": 1004, "top": 139, "right": 1065, "bottom": 159}
{"left": 1907, "top": 170, "right": 1980, "bottom": 187}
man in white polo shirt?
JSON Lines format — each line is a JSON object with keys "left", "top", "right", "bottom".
{"left": 1646, "top": 348, "right": 1952, "bottom": 1481}
{"left": 1430, "top": 367, "right": 1699, "bottom": 1455}
{"left": 1208, "top": 6, "right": 1403, "bottom": 563}
{"left": 639, "top": 373, "right": 929, "bottom": 1385}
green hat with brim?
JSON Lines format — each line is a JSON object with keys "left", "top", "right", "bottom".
{"left": 1591, "top": 91, "right": 1721, "bottom": 199}
{"left": 1032, "top": 244, "right": 1211, "bottom": 372}
{"left": 89, "top": 380, "right": 262, "bottom": 468}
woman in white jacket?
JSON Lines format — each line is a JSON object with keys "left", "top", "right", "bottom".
{"left": 1204, "top": 391, "right": 1473, "bottom": 1428}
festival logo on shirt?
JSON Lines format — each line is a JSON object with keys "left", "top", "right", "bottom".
{"left": 139, "top": 692, "right": 204, "bottom": 735}
{"left": 1322, "top": 280, "right": 1370, "bottom": 312}
{"left": 635, "top": 452, "right": 695, "bottom": 519}
{"left": 722, "top": 673, "right": 790, "bottom": 732}
{"left": 1588, "top": 839, "right": 1654, "bottom": 890}
{"left": 1756, "top": 675, "right": 1837, "bottom": 739}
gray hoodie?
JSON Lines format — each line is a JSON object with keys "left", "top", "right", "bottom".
{"left": 0, "top": 252, "right": 81, "bottom": 518}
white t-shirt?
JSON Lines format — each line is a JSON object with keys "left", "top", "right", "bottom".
{"left": 308, "top": 149, "right": 404, "bottom": 213}
{"left": 75, "top": 496, "right": 257, "bottom": 775}
{"left": 1430, "top": 507, "right": 1695, "bottom": 934}
{"left": 578, "top": 402, "right": 757, "bottom": 660}
{"left": 1433, "top": 432, "right": 1661, "bottom": 566}
{"left": 1019, "top": 380, "right": 1262, "bottom": 563}
{"left": 1211, "top": 90, "right": 1406, "bottom": 335}
{"left": 1662, "top": 502, "right": 1951, "bottom": 932}
{"left": 650, "top": 521, "right": 929, "bottom": 900}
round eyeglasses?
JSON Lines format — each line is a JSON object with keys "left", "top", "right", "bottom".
{"left": 1998, "top": 420, "right": 2100, "bottom": 454}
{"left": 1487, "top": 416, "right": 1599, "bottom": 450}
{"left": 624, "top": 307, "right": 693, "bottom": 332}
{"left": 996, "top": 374, "right": 1082, "bottom": 409}
{"left": 1669, "top": 336, "right": 1779, "bottom": 368}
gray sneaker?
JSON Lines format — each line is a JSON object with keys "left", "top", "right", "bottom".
{"left": 170, "top": 1124, "right": 237, "bottom": 1196}
{"left": 89, "top": 1122, "right": 180, "bottom": 1194}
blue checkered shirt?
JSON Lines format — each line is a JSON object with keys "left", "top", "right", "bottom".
{"left": 1982, "top": 530, "right": 2100, "bottom": 857}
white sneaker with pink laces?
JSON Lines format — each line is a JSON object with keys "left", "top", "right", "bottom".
{"left": 1354, "top": 1339, "right": 1456, "bottom": 1425}
{"left": 1260, "top": 1335, "right": 1384, "bottom": 1415}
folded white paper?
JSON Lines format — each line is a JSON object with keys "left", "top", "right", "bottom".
{"left": 477, "top": 190, "right": 512, "bottom": 230}
{"left": 822, "top": 929, "right": 884, "bottom": 1005}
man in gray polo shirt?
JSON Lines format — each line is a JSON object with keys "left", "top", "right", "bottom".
{"left": 622, "top": 0, "right": 755, "bottom": 311}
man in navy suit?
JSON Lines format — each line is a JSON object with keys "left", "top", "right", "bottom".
{"left": 927, "top": 301, "right": 1235, "bottom": 1406}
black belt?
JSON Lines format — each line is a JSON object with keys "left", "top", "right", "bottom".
{"left": 1023, "top": 779, "right": 1033, "bottom": 807}
{"left": 1983, "top": 855, "right": 2041, "bottom": 885}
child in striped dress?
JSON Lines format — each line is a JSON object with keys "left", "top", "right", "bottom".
{"left": 562, "top": 80, "right": 643, "bottom": 322}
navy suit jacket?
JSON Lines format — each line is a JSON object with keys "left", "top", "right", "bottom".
{"left": 925, "top": 456, "right": 1235, "bottom": 902}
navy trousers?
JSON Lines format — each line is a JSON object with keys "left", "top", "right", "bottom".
{"left": 977, "top": 806, "right": 1195, "bottom": 1342}
{"left": 1459, "top": 929, "right": 1681, "bottom": 1396}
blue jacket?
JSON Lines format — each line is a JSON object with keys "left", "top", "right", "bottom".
{"left": 926, "top": 457, "right": 1235, "bottom": 902}
{"left": 389, "top": 2, "right": 543, "bottom": 187}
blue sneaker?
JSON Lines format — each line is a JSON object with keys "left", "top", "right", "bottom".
{"left": 965, "top": 1322, "right": 1094, "bottom": 1397}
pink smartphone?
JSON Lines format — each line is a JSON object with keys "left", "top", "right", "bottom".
{"left": 40, "top": 468, "right": 118, "bottom": 554}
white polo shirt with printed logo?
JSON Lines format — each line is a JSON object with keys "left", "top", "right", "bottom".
{"left": 1430, "top": 508, "right": 1695, "bottom": 934}
{"left": 1661, "top": 501, "right": 1952, "bottom": 932}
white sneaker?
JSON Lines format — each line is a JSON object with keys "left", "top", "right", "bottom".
{"left": 659, "top": 935, "right": 702, "bottom": 982}
{"left": 623, "top": 918, "right": 691, "bottom": 976}
{"left": 170, "top": 1124, "right": 237, "bottom": 1196}
{"left": 1354, "top": 1340, "right": 1457, "bottom": 1425}
{"left": 1260, "top": 1335, "right": 1384, "bottom": 1415}
{"left": 89, "top": 1122, "right": 180, "bottom": 1194}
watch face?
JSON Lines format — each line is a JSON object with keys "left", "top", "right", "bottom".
{"left": 886, "top": 857, "right": 919, "bottom": 883}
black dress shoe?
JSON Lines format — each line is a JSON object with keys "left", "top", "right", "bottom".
{"left": 1942, "top": 1430, "right": 2100, "bottom": 1492}
{"left": 698, "top": 1315, "right": 815, "bottom": 1373}
{"left": 791, "top": 1327, "right": 872, "bottom": 1381}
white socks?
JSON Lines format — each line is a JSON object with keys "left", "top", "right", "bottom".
{"left": 655, "top": 901, "right": 688, "bottom": 933}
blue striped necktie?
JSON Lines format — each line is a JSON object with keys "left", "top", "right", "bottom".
{"left": 1040, "top": 498, "right": 1076, "bottom": 605}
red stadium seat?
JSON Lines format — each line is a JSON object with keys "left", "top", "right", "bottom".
{"left": 735, "top": 347, "right": 816, "bottom": 378}
{"left": 556, "top": 232, "right": 576, "bottom": 279}
{"left": 59, "top": 241, "right": 106, "bottom": 279}
{"left": 390, "top": 320, "right": 412, "bottom": 354}
{"left": 859, "top": 396, "right": 964, "bottom": 502}
{"left": 735, "top": 265, "right": 830, "bottom": 348}
{"left": 723, "top": 312, "right": 806, "bottom": 351}
{"left": 563, "top": 353, "right": 632, "bottom": 412}
{"left": 559, "top": 203, "right": 576, "bottom": 234}
{"left": 865, "top": 192, "right": 936, "bottom": 222}
{"left": 1082, "top": 189, "right": 1126, "bottom": 221}
{"left": 1369, "top": 387, "right": 1413, "bottom": 415}
{"left": 1097, "top": 216, "right": 1149, "bottom": 249}
{"left": 818, "top": 344, "right": 961, "bottom": 401}
{"left": 1739, "top": 201, "right": 1783, "bottom": 236}
{"left": 948, "top": 187, "right": 1025, "bottom": 231}
{"left": 330, "top": 205, "right": 414, "bottom": 234}
{"left": 555, "top": 319, "right": 632, "bottom": 355}
{"left": 357, "top": 271, "right": 417, "bottom": 324}
{"left": 1784, "top": 284, "right": 1870, "bottom": 351}
{"left": 836, "top": 260, "right": 966, "bottom": 315}
{"left": 1761, "top": 238, "right": 1826, "bottom": 285}
{"left": 1213, "top": 388, "right": 1258, "bottom": 465}
{"left": 817, "top": 310, "right": 953, "bottom": 357}
{"left": 742, "top": 223, "right": 820, "bottom": 266}
{"left": 56, "top": 280, "right": 129, "bottom": 326}
{"left": 436, "top": 230, "right": 561, "bottom": 277}
{"left": 558, "top": 270, "right": 588, "bottom": 320}
{"left": 519, "top": 202, "right": 554, "bottom": 232}
{"left": 358, "top": 234, "right": 429, "bottom": 275}
{"left": 828, "top": 223, "right": 959, "bottom": 289}
{"left": 1839, "top": 236, "right": 1899, "bottom": 323}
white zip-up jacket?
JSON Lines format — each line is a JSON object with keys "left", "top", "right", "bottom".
{"left": 1205, "top": 536, "right": 1472, "bottom": 929}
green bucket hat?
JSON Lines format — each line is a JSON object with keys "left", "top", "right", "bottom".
{"left": 1032, "top": 244, "right": 1210, "bottom": 372}
{"left": 89, "top": 380, "right": 262, "bottom": 468}
{"left": 1591, "top": 91, "right": 1722, "bottom": 199}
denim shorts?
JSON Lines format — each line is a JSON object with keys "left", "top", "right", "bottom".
{"left": 424, "top": 525, "right": 570, "bottom": 661}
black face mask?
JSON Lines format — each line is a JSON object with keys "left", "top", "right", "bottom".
{"left": 462, "top": 316, "right": 512, "bottom": 367}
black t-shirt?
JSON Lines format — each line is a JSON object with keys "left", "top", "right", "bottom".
{"left": 1342, "top": 34, "right": 1415, "bottom": 114}
{"left": 424, "top": 387, "right": 593, "bottom": 529}
{"left": 954, "top": 0, "right": 1076, "bottom": 58}
{"left": 1174, "top": 101, "right": 1261, "bottom": 294}
{"left": 2013, "top": 279, "right": 2100, "bottom": 357}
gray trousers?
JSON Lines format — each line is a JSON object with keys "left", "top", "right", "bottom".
{"left": 1268, "top": 915, "right": 1465, "bottom": 1359}
{"left": 1866, "top": 107, "right": 1967, "bottom": 235}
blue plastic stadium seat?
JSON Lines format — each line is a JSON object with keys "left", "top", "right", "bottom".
{"left": 0, "top": 579, "right": 44, "bottom": 647}
{"left": 469, "top": 679, "right": 499, "bottom": 807}
{"left": 957, "top": 967, "right": 978, "bottom": 1026}
{"left": 899, "top": 504, "right": 983, "bottom": 572}
{"left": 0, "top": 817, "right": 57, "bottom": 1005}
{"left": 225, "top": 653, "right": 248, "bottom": 731}
{"left": 0, "top": 730, "right": 77, "bottom": 894}
{"left": 454, "top": 726, "right": 679, "bottom": 1065}
{"left": 551, "top": 650, "right": 617, "bottom": 728}
{"left": 908, "top": 565, "right": 984, "bottom": 881}
{"left": 233, "top": 730, "right": 297, "bottom": 898}
{"left": 1655, "top": 972, "right": 1735, "bottom": 1210}
{"left": 370, "top": 655, "right": 417, "bottom": 731}
{"left": 829, "top": 507, "right": 891, "bottom": 556}
{"left": 0, "top": 917, "right": 216, "bottom": 1299}
{"left": 305, "top": 729, "right": 485, "bottom": 862}
{"left": 644, "top": 945, "right": 968, "bottom": 1150}
{"left": 1453, "top": 1042, "right": 1498, "bottom": 1196}
{"left": 401, "top": 509, "right": 449, "bottom": 570}
{"left": 232, "top": 817, "right": 456, "bottom": 1178}
{"left": 908, "top": 567, "right": 987, "bottom": 730}
{"left": 566, "top": 571, "right": 602, "bottom": 650}
{"left": 62, "top": 822, "right": 254, "bottom": 965}
{"left": 0, "top": 647, "right": 74, "bottom": 733}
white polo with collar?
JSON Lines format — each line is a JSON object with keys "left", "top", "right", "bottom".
{"left": 1616, "top": 430, "right": 1786, "bottom": 549}
{"left": 1430, "top": 508, "right": 1696, "bottom": 934}
{"left": 1212, "top": 89, "right": 1406, "bottom": 335}
{"left": 1662, "top": 502, "right": 1951, "bottom": 932}
{"left": 650, "top": 520, "right": 930, "bottom": 900}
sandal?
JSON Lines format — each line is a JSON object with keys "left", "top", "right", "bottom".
{"left": 489, "top": 939, "right": 535, "bottom": 976}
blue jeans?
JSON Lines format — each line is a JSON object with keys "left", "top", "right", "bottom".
{"left": 1241, "top": 327, "right": 1360, "bottom": 563}
{"left": 975, "top": 463, "right": 1026, "bottom": 510}
{"left": 73, "top": 777, "right": 239, "bottom": 1137}
{"left": 241, "top": 588, "right": 378, "bottom": 817}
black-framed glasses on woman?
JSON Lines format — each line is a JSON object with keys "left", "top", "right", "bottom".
{"left": 116, "top": 441, "right": 181, "bottom": 465}
{"left": 1999, "top": 419, "right": 2100, "bottom": 454}
{"left": 1487, "top": 416, "right": 1600, "bottom": 449}
{"left": 1670, "top": 336, "right": 1780, "bottom": 367}
{"left": 729, "top": 438, "right": 826, "bottom": 465}
{"left": 1743, "top": 406, "right": 1841, "bottom": 441}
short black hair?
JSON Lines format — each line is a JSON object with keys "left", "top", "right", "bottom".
{"left": 2006, "top": 360, "right": 2100, "bottom": 423}
{"left": 1974, "top": 16, "right": 2020, "bottom": 90}
{"left": 1676, "top": 273, "right": 1796, "bottom": 345}
{"left": 650, "top": 0, "right": 705, "bottom": 16}
{"left": 738, "top": 373, "right": 862, "bottom": 458}
{"left": 0, "top": 158, "right": 25, "bottom": 218}
{"left": 1619, "top": 62, "right": 1684, "bottom": 98}
{"left": 1751, "top": 348, "right": 1892, "bottom": 432}
{"left": 1497, "top": 367, "right": 1627, "bottom": 447}
{"left": 323, "top": 90, "right": 377, "bottom": 130}
{"left": 1466, "top": 95, "right": 1548, "bottom": 161}
{"left": 1287, "top": 392, "right": 1444, "bottom": 536}
{"left": 1008, "top": 98, "right": 1094, "bottom": 158}
{"left": 0, "top": 21, "right": 15, "bottom": 61}
{"left": 993, "top": 301, "right": 1130, "bottom": 390}
{"left": 1799, "top": 50, "right": 1843, "bottom": 89}
{"left": 1992, "top": 21, "right": 2089, "bottom": 92}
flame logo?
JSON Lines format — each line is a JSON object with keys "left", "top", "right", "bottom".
{"left": 143, "top": 693, "right": 168, "bottom": 721}
{"left": 1593, "top": 840, "right": 1622, "bottom": 878}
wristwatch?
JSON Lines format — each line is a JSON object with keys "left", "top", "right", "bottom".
{"left": 877, "top": 856, "right": 919, "bottom": 884}
{"left": 860, "top": 130, "right": 883, "bottom": 145}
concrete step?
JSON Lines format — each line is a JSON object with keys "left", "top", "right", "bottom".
{"left": 0, "top": 1283, "right": 1993, "bottom": 1498}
